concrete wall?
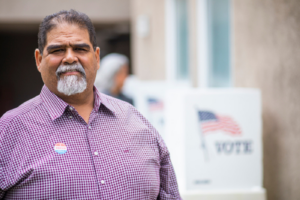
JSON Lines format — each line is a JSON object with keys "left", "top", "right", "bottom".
{"left": 0, "top": 0, "right": 130, "bottom": 25}
{"left": 233, "top": 0, "right": 300, "bottom": 199}
{"left": 188, "top": 0, "right": 198, "bottom": 87}
{"left": 130, "top": 0, "right": 166, "bottom": 80}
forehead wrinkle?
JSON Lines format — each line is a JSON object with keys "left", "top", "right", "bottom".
{"left": 47, "top": 23, "right": 88, "bottom": 38}
{"left": 48, "top": 33, "right": 83, "bottom": 43}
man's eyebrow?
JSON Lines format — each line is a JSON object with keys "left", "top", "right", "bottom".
{"left": 47, "top": 45, "right": 66, "bottom": 52}
{"left": 46, "top": 43, "right": 91, "bottom": 52}
{"left": 71, "top": 43, "right": 91, "bottom": 49}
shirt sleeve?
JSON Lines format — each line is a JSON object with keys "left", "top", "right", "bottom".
{"left": 0, "top": 114, "right": 18, "bottom": 199}
{"left": 0, "top": 122, "right": 7, "bottom": 199}
{"left": 156, "top": 135, "right": 182, "bottom": 200}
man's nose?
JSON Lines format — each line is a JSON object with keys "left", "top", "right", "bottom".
{"left": 62, "top": 48, "right": 78, "bottom": 64}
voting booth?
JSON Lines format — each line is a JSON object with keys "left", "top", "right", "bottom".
{"left": 124, "top": 78, "right": 267, "bottom": 199}
{"left": 164, "top": 88, "right": 266, "bottom": 200}
{"left": 131, "top": 81, "right": 167, "bottom": 141}
{"left": 123, "top": 79, "right": 188, "bottom": 141}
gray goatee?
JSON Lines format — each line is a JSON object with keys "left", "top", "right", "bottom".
{"left": 56, "top": 63, "right": 87, "bottom": 96}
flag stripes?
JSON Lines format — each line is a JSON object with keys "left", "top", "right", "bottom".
{"left": 198, "top": 111, "right": 241, "bottom": 135}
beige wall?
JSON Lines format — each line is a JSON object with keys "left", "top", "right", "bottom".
{"left": 0, "top": 0, "right": 130, "bottom": 24}
{"left": 233, "top": 0, "right": 300, "bottom": 199}
{"left": 130, "top": 0, "right": 198, "bottom": 83}
{"left": 188, "top": 0, "right": 198, "bottom": 87}
{"left": 130, "top": 0, "right": 166, "bottom": 80}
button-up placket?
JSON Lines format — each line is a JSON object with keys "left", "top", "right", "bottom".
{"left": 84, "top": 109, "right": 109, "bottom": 193}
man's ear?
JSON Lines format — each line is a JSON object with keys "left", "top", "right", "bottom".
{"left": 35, "top": 49, "right": 43, "bottom": 72}
{"left": 95, "top": 47, "right": 100, "bottom": 70}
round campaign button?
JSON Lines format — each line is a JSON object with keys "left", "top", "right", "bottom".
{"left": 54, "top": 143, "right": 67, "bottom": 154}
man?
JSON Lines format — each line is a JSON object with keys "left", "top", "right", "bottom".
{"left": 0, "top": 10, "right": 181, "bottom": 199}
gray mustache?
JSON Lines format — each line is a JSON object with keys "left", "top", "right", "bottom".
{"left": 56, "top": 63, "right": 86, "bottom": 79}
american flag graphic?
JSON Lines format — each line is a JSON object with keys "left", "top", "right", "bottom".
{"left": 197, "top": 111, "right": 242, "bottom": 135}
{"left": 147, "top": 98, "right": 164, "bottom": 111}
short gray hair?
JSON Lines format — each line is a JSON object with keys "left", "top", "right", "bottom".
{"left": 95, "top": 53, "right": 129, "bottom": 92}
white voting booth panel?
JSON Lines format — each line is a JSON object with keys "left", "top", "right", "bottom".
{"left": 124, "top": 80, "right": 188, "bottom": 141}
{"left": 132, "top": 81, "right": 167, "bottom": 141}
{"left": 165, "top": 89, "right": 266, "bottom": 200}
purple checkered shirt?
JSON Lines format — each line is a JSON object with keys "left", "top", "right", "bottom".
{"left": 0, "top": 85, "right": 181, "bottom": 200}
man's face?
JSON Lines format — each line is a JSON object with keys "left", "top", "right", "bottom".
{"left": 35, "top": 23, "right": 100, "bottom": 96}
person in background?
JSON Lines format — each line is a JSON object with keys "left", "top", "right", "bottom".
{"left": 95, "top": 53, "right": 134, "bottom": 105}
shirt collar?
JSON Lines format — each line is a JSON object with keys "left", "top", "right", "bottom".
{"left": 40, "top": 85, "right": 116, "bottom": 121}
{"left": 93, "top": 86, "right": 116, "bottom": 114}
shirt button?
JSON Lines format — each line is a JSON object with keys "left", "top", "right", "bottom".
{"left": 69, "top": 107, "right": 73, "bottom": 111}
{"left": 88, "top": 126, "right": 92, "bottom": 130}
{"left": 101, "top": 180, "right": 105, "bottom": 184}
{"left": 69, "top": 116, "right": 73, "bottom": 119}
{"left": 94, "top": 151, "right": 99, "bottom": 156}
